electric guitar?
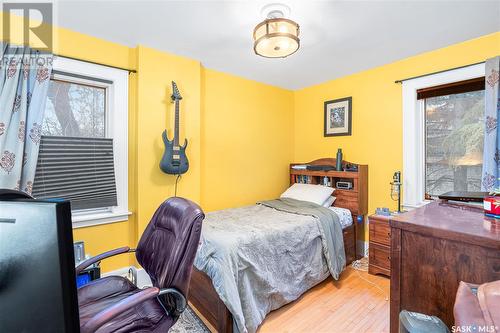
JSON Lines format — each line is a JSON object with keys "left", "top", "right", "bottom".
{"left": 159, "top": 81, "right": 189, "bottom": 175}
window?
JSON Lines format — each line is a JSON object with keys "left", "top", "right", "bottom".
{"left": 44, "top": 79, "right": 106, "bottom": 138}
{"left": 402, "top": 63, "right": 485, "bottom": 208}
{"left": 32, "top": 57, "right": 129, "bottom": 227}
{"left": 421, "top": 78, "right": 485, "bottom": 198}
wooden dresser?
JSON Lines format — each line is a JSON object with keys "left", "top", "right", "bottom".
{"left": 368, "top": 215, "right": 391, "bottom": 277}
{"left": 389, "top": 201, "right": 500, "bottom": 333}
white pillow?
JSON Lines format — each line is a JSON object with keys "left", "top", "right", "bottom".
{"left": 280, "top": 183, "right": 334, "bottom": 205}
{"left": 322, "top": 196, "right": 336, "bottom": 207}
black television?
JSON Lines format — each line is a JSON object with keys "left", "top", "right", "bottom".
{"left": 0, "top": 191, "right": 80, "bottom": 332}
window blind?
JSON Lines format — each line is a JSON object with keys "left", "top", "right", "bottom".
{"left": 32, "top": 136, "right": 118, "bottom": 210}
{"left": 417, "top": 77, "right": 485, "bottom": 100}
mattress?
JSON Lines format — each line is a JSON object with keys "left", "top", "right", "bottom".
{"left": 194, "top": 200, "right": 346, "bottom": 333}
{"left": 329, "top": 206, "right": 353, "bottom": 229}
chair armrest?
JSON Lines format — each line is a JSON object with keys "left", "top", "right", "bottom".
{"left": 80, "top": 287, "right": 160, "bottom": 333}
{"left": 75, "top": 246, "right": 132, "bottom": 275}
{"left": 159, "top": 288, "right": 187, "bottom": 317}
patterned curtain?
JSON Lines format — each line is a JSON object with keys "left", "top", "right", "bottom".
{"left": 0, "top": 44, "right": 52, "bottom": 194}
{"left": 482, "top": 56, "right": 500, "bottom": 191}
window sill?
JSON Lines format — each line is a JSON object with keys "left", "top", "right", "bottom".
{"left": 72, "top": 210, "right": 132, "bottom": 229}
{"left": 403, "top": 200, "right": 432, "bottom": 211}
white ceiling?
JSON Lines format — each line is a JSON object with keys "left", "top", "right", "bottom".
{"left": 54, "top": 0, "right": 500, "bottom": 90}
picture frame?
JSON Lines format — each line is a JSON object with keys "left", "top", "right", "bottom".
{"left": 324, "top": 97, "right": 352, "bottom": 137}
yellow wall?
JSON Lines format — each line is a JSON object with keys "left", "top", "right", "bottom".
{"left": 1, "top": 13, "right": 294, "bottom": 271}
{"left": 72, "top": 222, "right": 134, "bottom": 270}
{"left": 294, "top": 32, "right": 500, "bottom": 239}
{"left": 69, "top": 31, "right": 500, "bottom": 262}
{"left": 201, "top": 69, "right": 294, "bottom": 211}
{"left": 1, "top": 13, "right": 137, "bottom": 271}
{"left": 3, "top": 12, "right": 499, "bottom": 268}
{"left": 134, "top": 46, "right": 203, "bottom": 234}
{"left": 54, "top": 28, "right": 138, "bottom": 272}
{"left": 71, "top": 44, "right": 207, "bottom": 271}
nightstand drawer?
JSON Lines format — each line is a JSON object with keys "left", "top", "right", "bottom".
{"left": 369, "top": 217, "right": 391, "bottom": 246}
{"left": 369, "top": 243, "right": 390, "bottom": 270}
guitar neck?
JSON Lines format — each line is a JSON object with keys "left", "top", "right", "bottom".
{"left": 174, "top": 99, "right": 180, "bottom": 146}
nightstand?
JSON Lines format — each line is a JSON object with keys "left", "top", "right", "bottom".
{"left": 368, "top": 214, "right": 391, "bottom": 277}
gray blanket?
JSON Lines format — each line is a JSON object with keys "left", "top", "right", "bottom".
{"left": 258, "top": 198, "right": 346, "bottom": 279}
{"left": 193, "top": 198, "right": 346, "bottom": 333}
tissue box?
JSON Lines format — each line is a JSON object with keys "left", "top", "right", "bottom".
{"left": 483, "top": 196, "right": 500, "bottom": 218}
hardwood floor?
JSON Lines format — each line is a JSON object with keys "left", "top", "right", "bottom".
{"left": 257, "top": 267, "right": 390, "bottom": 333}
{"left": 191, "top": 266, "right": 390, "bottom": 333}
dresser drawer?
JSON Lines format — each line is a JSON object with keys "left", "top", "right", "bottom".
{"left": 369, "top": 242, "right": 390, "bottom": 270}
{"left": 369, "top": 217, "right": 391, "bottom": 246}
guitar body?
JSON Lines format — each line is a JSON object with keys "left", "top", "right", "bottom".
{"left": 160, "top": 130, "right": 189, "bottom": 174}
{"left": 159, "top": 81, "right": 189, "bottom": 175}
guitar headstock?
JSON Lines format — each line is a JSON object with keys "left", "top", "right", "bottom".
{"left": 171, "top": 81, "right": 183, "bottom": 101}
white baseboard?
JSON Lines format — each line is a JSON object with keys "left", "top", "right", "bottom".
{"left": 102, "top": 266, "right": 132, "bottom": 278}
{"left": 357, "top": 240, "right": 369, "bottom": 257}
{"left": 136, "top": 268, "right": 152, "bottom": 287}
{"left": 102, "top": 266, "right": 152, "bottom": 288}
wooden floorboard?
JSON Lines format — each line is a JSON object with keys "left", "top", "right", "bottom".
{"left": 257, "top": 267, "right": 390, "bottom": 333}
{"left": 192, "top": 266, "right": 390, "bottom": 333}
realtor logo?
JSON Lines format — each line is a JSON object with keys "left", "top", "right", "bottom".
{"left": 2, "top": 2, "right": 53, "bottom": 53}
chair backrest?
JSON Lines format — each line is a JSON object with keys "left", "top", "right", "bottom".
{"left": 0, "top": 189, "right": 33, "bottom": 199}
{"left": 135, "top": 197, "right": 204, "bottom": 311}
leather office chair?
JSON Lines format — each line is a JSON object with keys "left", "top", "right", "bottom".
{"left": 454, "top": 281, "right": 500, "bottom": 330}
{"left": 0, "top": 188, "right": 33, "bottom": 199}
{"left": 76, "top": 197, "right": 204, "bottom": 333}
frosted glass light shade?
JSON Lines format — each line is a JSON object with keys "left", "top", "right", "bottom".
{"left": 253, "top": 18, "right": 300, "bottom": 58}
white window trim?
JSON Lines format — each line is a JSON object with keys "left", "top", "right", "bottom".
{"left": 402, "top": 63, "right": 485, "bottom": 209}
{"left": 51, "top": 56, "right": 130, "bottom": 228}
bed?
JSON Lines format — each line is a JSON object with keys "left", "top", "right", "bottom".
{"left": 189, "top": 158, "right": 368, "bottom": 333}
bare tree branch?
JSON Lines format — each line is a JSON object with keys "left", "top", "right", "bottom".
{"left": 48, "top": 82, "right": 81, "bottom": 137}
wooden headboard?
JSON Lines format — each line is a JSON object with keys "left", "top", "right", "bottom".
{"left": 290, "top": 158, "right": 368, "bottom": 260}
{"left": 289, "top": 158, "right": 368, "bottom": 217}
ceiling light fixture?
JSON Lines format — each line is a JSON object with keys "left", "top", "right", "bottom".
{"left": 253, "top": 3, "right": 300, "bottom": 58}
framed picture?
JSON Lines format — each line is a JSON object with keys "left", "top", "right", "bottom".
{"left": 324, "top": 97, "right": 352, "bottom": 137}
